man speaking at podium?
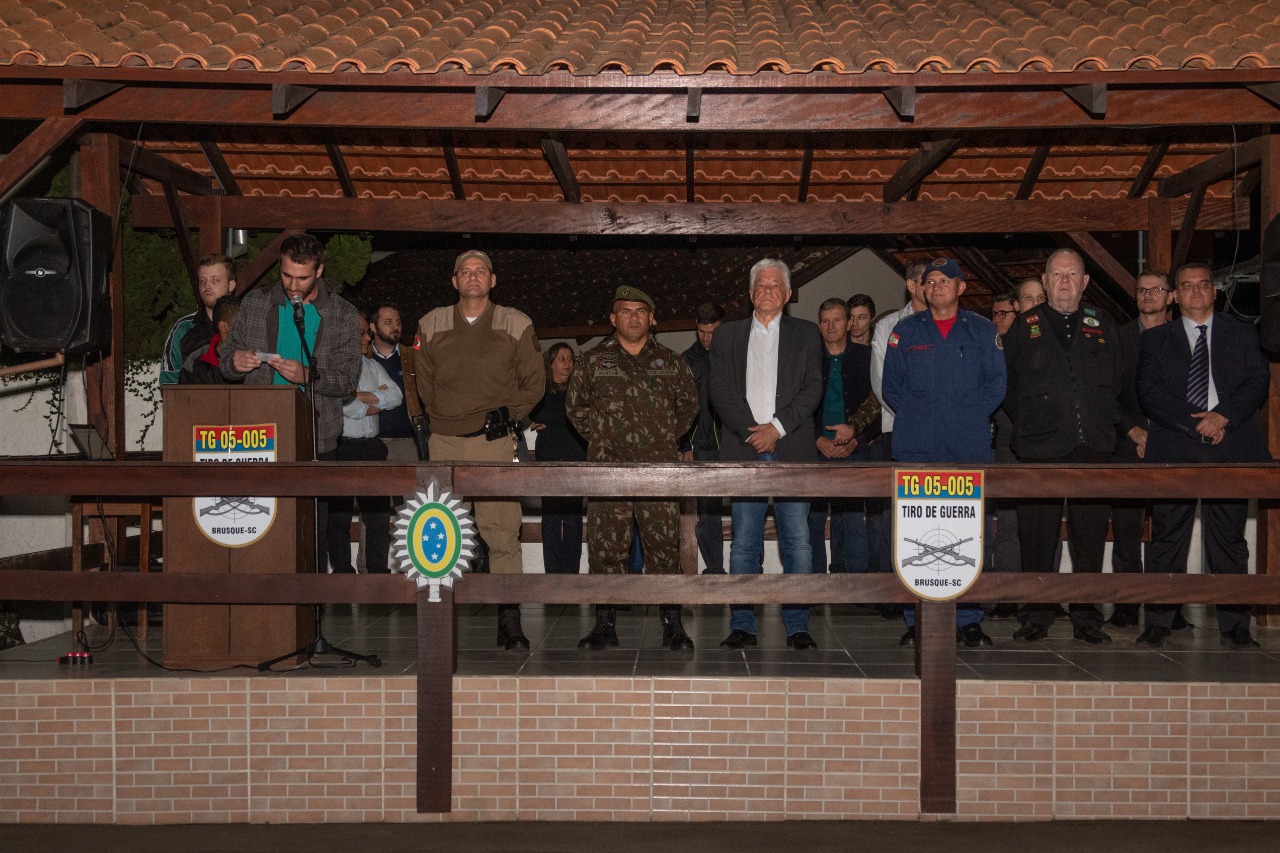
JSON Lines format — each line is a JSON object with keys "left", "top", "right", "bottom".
{"left": 221, "top": 233, "right": 363, "bottom": 571}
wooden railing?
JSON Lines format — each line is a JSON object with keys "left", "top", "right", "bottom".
{"left": 1, "top": 460, "right": 1279, "bottom": 815}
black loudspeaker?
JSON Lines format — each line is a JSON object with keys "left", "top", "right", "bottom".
{"left": 1261, "top": 211, "right": 1280, "bottom": 354}
{"left": 0, "top": 197, "right": 112, "bottom": 354}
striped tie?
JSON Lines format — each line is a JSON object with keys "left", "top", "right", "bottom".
{"left": 1187, "top": 324, "right": 1209, "bottom": 410}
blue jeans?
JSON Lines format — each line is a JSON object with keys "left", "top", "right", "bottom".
{"left": 729, "top": 455, "right": 812, "bottom": 635}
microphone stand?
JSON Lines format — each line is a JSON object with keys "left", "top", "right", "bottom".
{"left": 258, "top": 293, "right": 381, "bottom": 670}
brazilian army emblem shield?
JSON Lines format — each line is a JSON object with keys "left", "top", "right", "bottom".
{"left": 394, "top": 484, "right": 476, "bottom": 601}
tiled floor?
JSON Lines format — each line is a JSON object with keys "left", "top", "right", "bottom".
{"left": 2, "top": 603, "right": 1279, "bottom": 682}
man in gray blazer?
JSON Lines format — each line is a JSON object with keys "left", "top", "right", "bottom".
{"left": 710, "top": 258, "right": 824, "bottom": 650}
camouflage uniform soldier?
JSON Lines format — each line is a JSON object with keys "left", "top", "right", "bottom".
{"left": 566, "top": 285, "right": 700, "bottom": 651}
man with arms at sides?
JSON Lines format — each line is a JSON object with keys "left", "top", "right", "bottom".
{"left": 1136, "top": 263, "right": 1270, "bottom": 649}
{"left": 808, "top": 298, "right": 879, "bottom": 575}
{"left": 326, "top": 311, "right": 401, "bottom": 574}
{"left": 164, "top": 253, "right": 238, "bottom": 384}
{"left": 883, "top": 258, "right": 1005, "bottom": 647}
{"left": 985, "top": 291, "right": 1021, "bottom": 618}
{"left": 680, "top": 302, "right": 727, "bottom": 574}
{"left": 415, "top": 251, "right": 545, "bottom": 650}
{"left": 710, "top": 259, "right": 824, "bottom": 650}
{"left": 567, "top": 287, "right": 699, "bottom": 651}
{"left": 221, "top": 233, "right": 362, "bottom": 573}
{"left": 1002, "top": 249, "right": 1131, "bottom": 644}
{"left": 847, "top": 293, "right": 876, "bottom": 346}
{"left": 866, "top": 262, "right": 928, "bottom": 607}
{"left": 1108, "top": 270, "right": 1175, "bottom": 629}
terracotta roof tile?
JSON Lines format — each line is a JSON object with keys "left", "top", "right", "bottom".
{"left": 3, "top": 0, "right": 1279, "bottom": 74}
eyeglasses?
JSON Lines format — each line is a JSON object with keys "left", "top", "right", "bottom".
{"left": 990, "top": 309, "right": 1015, "bottom": 318}
{"left": 1136, "top": 286, "right": 1169, "bottom": 296}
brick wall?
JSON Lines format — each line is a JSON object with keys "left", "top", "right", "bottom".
{"left": 1, "top": 677, "right": 1278, "bottom": 823}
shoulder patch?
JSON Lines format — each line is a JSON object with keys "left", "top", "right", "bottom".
{"left": 413, "top": 334, "right": 421, "bottom": 351}
{"left": 887, "top": 332, "right": 900, "bottom": 348}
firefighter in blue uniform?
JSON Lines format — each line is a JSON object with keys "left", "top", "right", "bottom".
{"left": 882, "top": 257, "right": 1007, "bottom": 647}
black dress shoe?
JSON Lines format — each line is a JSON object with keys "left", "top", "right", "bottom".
{"left": 1172, "top": 610, "right": 1192, "bottom": 630}
{"left": 1073, "top": 626, "right": 1113, "bottom": 645}
{"left": 987, "top": 603, "right": 1018, "bottom": 620}
{"left": 1012, "top": 623, "right": 1048, "bottom": 642}
{"left": 899, "top": 626, "right": 915, "bottom": 646}
{"left": 1222, "top": 627, "right": 1261, "bottom": 650}
{"left": 720, "top": 629, "right": 758, "bottom": 649}
{"left": 957, "top": 623, "right": 993, "bottom": 648}
{"left": 1135, "top": 626, "right": 1170, "bottom": 648}
{"left": 786, "top": 631, "right": 817, "bottom": 650}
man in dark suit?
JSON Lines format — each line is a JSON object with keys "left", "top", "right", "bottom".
{"left": 1136, "top": 262, "right": 1271, "bottom": 649}
{"left": 710, "top": 258, "right": 824, "bottom": 650}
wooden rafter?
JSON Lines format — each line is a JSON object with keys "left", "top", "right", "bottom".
{"left": 132, "top": 196, "right": 1152, "bottom": 235}
{"left": 686, "top": 87, "right": 701, "bottom": 122}
{"left": 797, "top": 143, "right": 814, "bottom": 203}
{"left": 953, "top": 246, "right": 1015, "bottom": 295}
{"left": 1247, "top": 82, "right": 1280, "bottom": 109}
{"left": 163, "top": 181, "right": 199, "bottom": 295}
{"left": 541, "top": 137, "right": 581, "bottom": 203}
{"left": 0, "top": 116, "right": 83, "bottom": 198}
{"left": 1066, "top": 231, "right": 1137, "bottom": 298}
{"left": 1172, "top": 183, "right": 1207, "bottom": 271}
{"left": 438, "top": 131, "right": 466, "bottom": 200}
{"left": 199, "top": 140, "right": 240, "bottom": 195}
{"left": 1016, "top": 145, "right": 1051, "bottom": 200}
{"left": 883, "top": 138, "right": 961, "bottom": 203}
{"left": 236, "top": 228, "right": 306, "bottom": 293}
{"left": 325, "top": 142, "right": 356, "bottom": 198}
{"left": 1128, "top": 142, "right": 1168, "bottom": 198}
{"left": 118, "top": 141, "right": 214, "bottom": 196}
{"left": 1159, "top": 135, "right": 1268, "bottom": 198}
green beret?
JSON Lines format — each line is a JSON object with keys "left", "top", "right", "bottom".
{"left": 613, "top": 285, "right": 655, "bottom": 312}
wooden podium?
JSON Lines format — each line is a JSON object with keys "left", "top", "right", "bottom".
{"left": 162, "top": 385, "right": 315, "bottom": 667}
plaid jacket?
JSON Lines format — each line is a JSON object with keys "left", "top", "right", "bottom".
{"left": 220, "top": 279, "right": 361, "bottom": 454}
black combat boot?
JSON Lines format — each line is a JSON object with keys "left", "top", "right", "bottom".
{"left": 578, "top": 605, "right": 619, "bottom": 651}
{"left": 660, "top": 605, "right": 695, "bottom": 651}
{"left": 497, "top": 604, "right": 530, "bottom": 650}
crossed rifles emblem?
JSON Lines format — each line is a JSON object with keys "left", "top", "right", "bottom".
{"left": 900, "top": 536, "right": 976, "bottom": 569}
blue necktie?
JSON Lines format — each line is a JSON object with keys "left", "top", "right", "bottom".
{"left": 1187, "top": 324, "right": 1209, "bottom": 410}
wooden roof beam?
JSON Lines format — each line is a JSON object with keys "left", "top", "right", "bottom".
{"left": 541, "top": 137, "right": 580, "bottom": 203}
{"left": 884, "top": 86, "right": 916, "bottom": 121}
{"left": 272, "top": 83, "right": 317, "bottom": 119}
{"left": 1064, "top": 83, "right": 1106, "bottom": 118}
{"left": 162, "top": 182, "right": 199, "bottom": 296}
{"left": 325, "top": 142, "right": 356, "bottom": 198}
{"left": 1159, "top": 135, "right": 1268, "bottom": 198}
{"left": 199, "top": 140, "right": 240, "bottom": 195}
{"left": 132, "top": 196, "right": 1152, "bottom": 236}
{"left": 883, "top": 138, "right": 960, "bottom": 203}
{"left": 1128, "top": 142, "right": 1168, "bottom": 198}
{"left": 0, "top": 116, "right": 82, "bottom": 199}
{"left": 1066, "top": 231, "right": 1137, "bottom": 298}
{"left": 118, "top": 141, "right": 215, "bottom": 196}
{"left": 439, "top": 131, "right": 465, "bottom": 200}
{"left": 1016, "top": 145, "right": 1051, "bottom": 200}
{"left": 953, "top": 246, "right": 1015, "bottom": 294}
{"left": 62, "top": 79, "right": 123, "bottom": 113}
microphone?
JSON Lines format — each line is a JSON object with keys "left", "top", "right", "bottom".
{"left": 289, "top": 292, "right": 305, "bottom": 327}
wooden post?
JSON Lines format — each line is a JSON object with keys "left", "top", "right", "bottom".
{"left": 416, "top": 584, "right": 455, "bottom": 813}
{"left": 198, "top": 195, "right": 224, "bottom": 256}
{"left": 1147, "top": 197, "right": 1173, "bottom": 274}
{"left": 915, "top": 598, "right": 957, "bottom": 814}
{"left": 75, "top": 133, "right": 125, "bottom": 458}
{"left": 1258, "top": 135, "right": 1280, "bottom": 626}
